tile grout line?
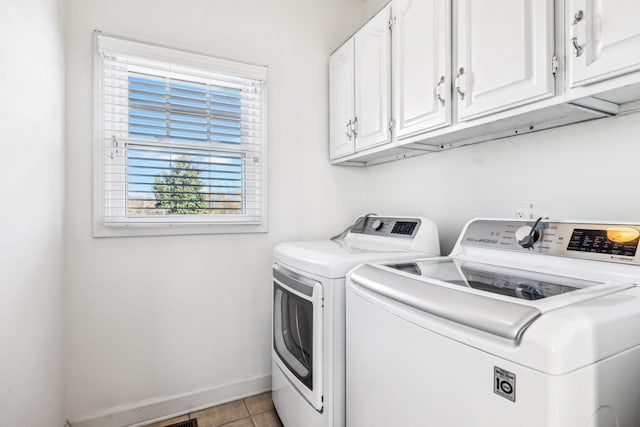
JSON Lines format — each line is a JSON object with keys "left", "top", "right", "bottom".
{"left": 241, "top": 397, "right": 256, "bottom": 427}
{"left": 217, "top": 416, "right": 255, "bottom": 427}
{"left": 244, "top": 393, "right": 275, "bottom": 417}
{"left": 249, "top": 407, "right": 272, "bottom": 416}
{"left": 156, "top": 393, "right": 267, "bottom": 427}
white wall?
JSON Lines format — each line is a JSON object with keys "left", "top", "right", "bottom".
{"left": 364, "top": 0, "right": 391, "bottom": 20}
{"left": 364, "top": 114, "right": 640, "bottom": 253}
{"left": 0, "top": 0, "right": 66, "bottom": 426}
{"left": 63, "top": 0, "right": 367, "bottom": 423}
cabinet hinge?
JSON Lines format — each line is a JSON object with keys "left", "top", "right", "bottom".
{"left": 551, "top": 55, "right": 559, "bottom": 76}
{"left": 388, "top": 18, "right": 394, "bottom": 31}
{"left": 388, "top": 119, "right": 395, "bottom": 132}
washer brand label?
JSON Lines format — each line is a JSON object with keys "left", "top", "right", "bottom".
{"left": 494, "top": 366, "right": 516, "bottom": 402}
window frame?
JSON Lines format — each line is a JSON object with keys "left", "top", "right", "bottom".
{"left": 92, "top": 32, "right": 268, "bottom": 237}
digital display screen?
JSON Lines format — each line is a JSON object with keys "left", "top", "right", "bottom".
{"left": 567, "top": 229, "right": 639, "bottom": 257}
{"left": 391, "top": 221, "right": 417, "bottom": 235}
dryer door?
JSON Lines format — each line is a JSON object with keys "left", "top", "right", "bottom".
{"left": 273, "top": 264, "right": 324, "bottom": 411}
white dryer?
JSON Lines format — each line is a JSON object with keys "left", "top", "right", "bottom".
{"left": 271, "top": 215, "right": 440, "bottom": 427}
{"left": 347, "top": 218, "right": 640, "bottom": 427}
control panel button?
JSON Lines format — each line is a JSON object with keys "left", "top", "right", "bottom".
{"left": 371, "top": 219, "right": 384, "bottom": 231}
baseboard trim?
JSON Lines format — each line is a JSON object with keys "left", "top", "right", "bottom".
{"left": 69, "top": 375, "right": 271, "bottom": 427}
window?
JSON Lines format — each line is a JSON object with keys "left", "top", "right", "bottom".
{"left": 93, "top": 33, "right": 267, "bottom": 236}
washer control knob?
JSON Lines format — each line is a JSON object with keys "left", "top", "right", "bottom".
{"left": 371, "top": 219, "right": 383, "bottom": 231}
{"left": 515, "top": 226, "right": 540, "bottom": 248}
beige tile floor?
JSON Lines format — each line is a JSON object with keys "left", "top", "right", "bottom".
{"left": 144, "top": 392, "right": 283, "bottom": 427}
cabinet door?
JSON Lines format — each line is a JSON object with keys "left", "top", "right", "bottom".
{"left": 394, "top": 0, "right": 451, "bottom": 139}
{"left": 568, "top": 0, "right": 640, "bottom": 88}
{"left": 329, "top": 39, "right": 355, "bottom": 160}
{"left": 455, "top": 0, "right": 555, "bottom": 121}
{"left": 354, "top": 6, "right": 392, "bottom": 151}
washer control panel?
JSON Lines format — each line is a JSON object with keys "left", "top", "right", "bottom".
{"left": 351, "top": 216, "right": 421, "bottom": 239}
{"left": 462, "top": 220, "right": 640, "bottom": 265}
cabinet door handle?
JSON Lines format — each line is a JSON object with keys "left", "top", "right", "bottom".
{"left": 435, "top": 75, "right": 446, "bottom": 107}
{"left": 571, "top": 37, "right": 584, "bottom": 57}
{"left": 352, "top": 116, "right": 358, "bottom": 137}
{"left": 571, "top": 10, "right": 585, "bottom": 57}
{"left": 572, "top": 9, "right": 583, "bottom": 25}
{"left": 455, "top": 67, "right": 466, "bottom": 101}
{"left": 346, "top": 119, "right": 352, "bottom": 140}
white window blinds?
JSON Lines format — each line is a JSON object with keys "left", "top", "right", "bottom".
{"left": 94, "top": 34, "right": 267, "bottom": 234}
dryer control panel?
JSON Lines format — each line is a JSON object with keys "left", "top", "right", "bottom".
{"left": 350, "top": 216, "right": 421, "bottom": 239}
{"left": 461, "top": 219, "right": 640, "bottom": 265}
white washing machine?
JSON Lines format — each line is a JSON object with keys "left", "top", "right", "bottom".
{"left": 347, "top": 218, "right": 640, "bottom": 427}
{"left": 271, "top": 215, "right": 440, "bottom": 427}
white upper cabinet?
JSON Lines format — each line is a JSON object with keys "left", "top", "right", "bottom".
{"left": 354, "top": 5, "right": 392, "bottom": 151}
{"left": 393, "top": 0, "right": 451, "bottom": 139}
{"left": 567, "top": 0, "right": 640, "bottom": 88}
{"left": 454, "top": 0, "right": 555, "bottom": 121}
{"left": 329, "top": 39, "right": 356, "bottom": 160}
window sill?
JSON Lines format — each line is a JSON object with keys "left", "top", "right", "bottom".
{"left": 93, "top": 222, "right": 268, "bottom": 238}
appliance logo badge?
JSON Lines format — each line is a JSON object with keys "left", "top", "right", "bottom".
{"left": 494, "top": 366, "right": 516, "bottom": 402}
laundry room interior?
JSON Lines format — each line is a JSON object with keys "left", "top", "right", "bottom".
{"left": 4, "top": 0, "right": 640, "bottom": 426}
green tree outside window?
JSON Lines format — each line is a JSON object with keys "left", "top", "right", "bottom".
{"left": 152, "top": 156, "right": 207, "bottom": 215}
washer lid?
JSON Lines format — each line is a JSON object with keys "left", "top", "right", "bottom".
{"left": 273, "top": 240, "right": 433, "bottom": 278}
{"left": 385, "top": 258, "right": 601, "bottom": 304}
{"left": 350, "top": 258, "right": 634, "bottom": 341}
